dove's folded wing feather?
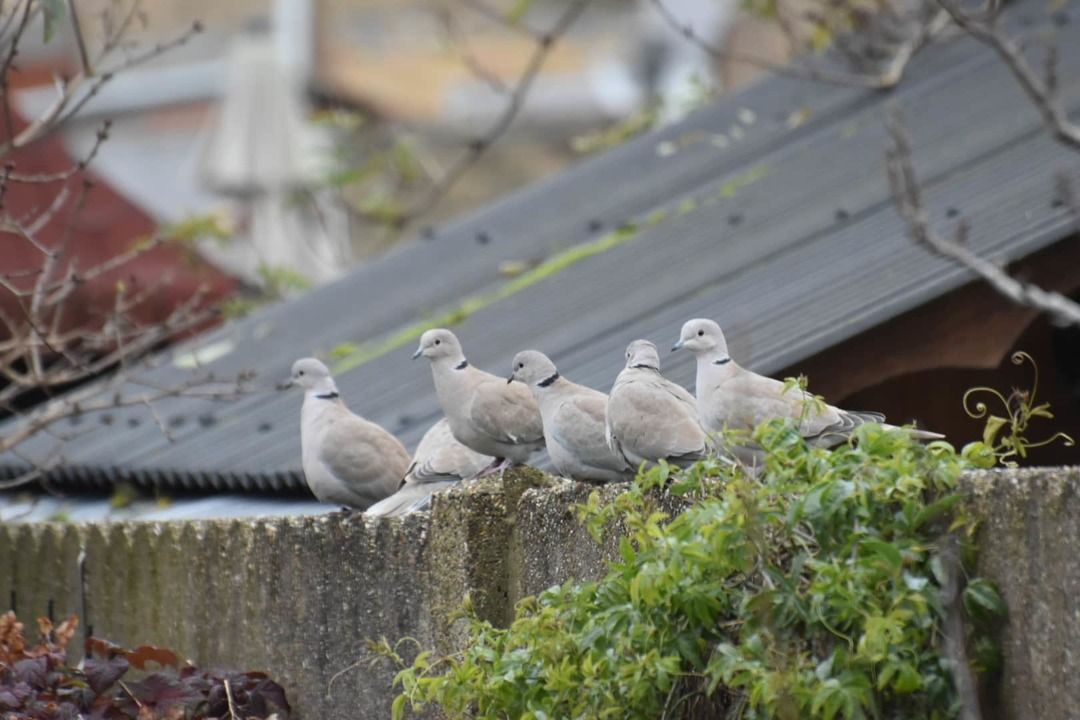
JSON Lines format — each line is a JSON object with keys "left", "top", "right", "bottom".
{"left": 468, "top": 377, "right": 544, "bottom": 445}
{"left": 551, "top": 393, "right": 623, "bottom": 470}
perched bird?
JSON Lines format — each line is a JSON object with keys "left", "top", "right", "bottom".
{"left": 606, "top": 339, "right": 712, "bottom": 469}
{"left": 509, "top": 350, "right": 632, "bottom": 483}
{"left": 366, "top": 418, "right": 492, "bottom": 517}
{"left": 413, "top": 328, "right": 544, "bottom": 474}
{"left": 283, "top": 358, "right": 411, "bottom": 509}
{"left": 672, "top": 318, "right": 944, "bottom": 449}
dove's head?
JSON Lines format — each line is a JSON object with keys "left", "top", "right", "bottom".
{"left": 414, "top": 328, "right": 465, "bottom": 363}
{"left": 625, "top": 340, "right": 660, "bottom": 370}
{"left": 672, "top": 318, "right": 728, "bottom": 356}
{"left": 284, "top": 357, "right": 337, "bottom": 394}
{"left": 509, "top": 350, "right": 559, "bottom": 387}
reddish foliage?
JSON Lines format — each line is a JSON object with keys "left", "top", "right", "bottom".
{"left": 0, "top": 108, "right": 236, "bottom": 343}
{"left": 0, "top": 612, "right": 290, "bottom": 720}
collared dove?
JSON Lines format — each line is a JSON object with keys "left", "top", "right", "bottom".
{"left": 413, "top": 329, "right": 544, "bottom": 473}
{"left": 366, "top": 418, "right": 492, "bottom": 517}
{"left": 605, "top": 339, "right": 712, "bottom": 469}
{"left": 284, "top": 358, "right": 410, "bottom": 509}
{"left": 509, "top": 350, "right": 633, "bottom": 483}
{"left": 672, "top": 318, "right": 944, "bottom": 449}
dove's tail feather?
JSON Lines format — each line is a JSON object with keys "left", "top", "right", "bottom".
{"left": 851, "top": 411, "right": 945, "bottom": 441}
{"left": 365, "top": 480, "right": 460, "bottom": 518}
{"left": 883, "top": 424, "right": 946, "bottom": 441}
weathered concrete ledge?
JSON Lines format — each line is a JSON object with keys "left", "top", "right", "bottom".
{"left": 0, "top": 467, "right": 1077, "bottom": 719}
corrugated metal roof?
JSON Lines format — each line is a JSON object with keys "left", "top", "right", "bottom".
{"left": 3, "top": 1, "right": 1079, "bottom": 496}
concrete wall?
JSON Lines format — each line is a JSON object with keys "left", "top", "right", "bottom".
{"left": 0, "top": 466, "right": 1076, "bottom": 719}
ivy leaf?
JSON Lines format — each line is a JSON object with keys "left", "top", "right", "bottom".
{"left": 963, "top": 578, "right": 1007, "bottom": 625}
{"left": 913, "top": 493, "right": 962, "bottom": 529}
{"left": 893, "top": 662, "right": 923, "bottom": 693}
{"left": 981, "top": 415, "right": 1009, "bottom": 447}
{"left": 961, "top": 441, "right": 997, "bottom": 469}
{"left": 861, "top": 539, "right": 903, "bottom": 575}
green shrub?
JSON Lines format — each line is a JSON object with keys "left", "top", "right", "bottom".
{"left": 380, "top": 420, "right": 1004, "bottom": 719}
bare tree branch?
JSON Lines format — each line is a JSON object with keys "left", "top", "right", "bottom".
{"left": 366, "top": 0, "right": 594, "bottom": 228}
{"left": 648, "top": 0, "right": 948, "bottom": 90}
{"left": 936, "top": 0, "right": 1080, "bottom": 152}
{"left": 0, "top": 2, "right": 246, "bottom": 490}
{"left": 886, "top": 110, "right": 1080, "bottom": 327}
{"left": 938, "top": 534, "right": 984, "bottom": 720}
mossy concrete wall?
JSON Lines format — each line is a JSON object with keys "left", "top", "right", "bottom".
{"left": 963, "top": 467, "right": 1080, "bottom": 720}
{"left": 0, "top": 467, "right": 1076, "bottom": 719}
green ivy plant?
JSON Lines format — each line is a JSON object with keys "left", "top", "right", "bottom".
{"left": 962, "top": 351, "right": 1075, "bottom": 467}
{"left": 376, "top": 417, "right": 1007, "bottom": 719}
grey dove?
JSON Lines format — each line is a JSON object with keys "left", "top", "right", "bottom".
{"left": 509, "top": 350, "right": 632, "bottom": 483}
{"left": 672, "top": 318, "right": 944, "bottom": 449}
{"left": 366, "top": 418, "right": 491, "bottom": 517}
{"left": 414, "top": 328, "right": 544, "bottom": 474}
{"left": 605, "top": 339, "right": 713, "bottom": 469}
{"left": 284, "top": 358, "right": 411, "bottom": 509}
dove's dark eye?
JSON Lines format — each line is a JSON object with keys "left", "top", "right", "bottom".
{"left": 435, "top": 339, "right": 441, "bottom": 346}
{"left": 299, "top": 370, "right": 305, "bottom": 376}
{"left": 697, "top": 330, "right": 704, "bottom": 336}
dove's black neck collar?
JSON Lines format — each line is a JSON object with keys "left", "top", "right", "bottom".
{"left": 315, "top": 391, "right": 340, "bottom": 400}
{"left": 537, "top": 372, "right": 560, "bottom": 388}
{"left": 454, "top": 359, "right": 469, "bottom": 370}
{"left": 630, "top": 363, "right": 659, "bottom": 370}
{"left": 712, "top": 356, "right": 732, "bottom": 366}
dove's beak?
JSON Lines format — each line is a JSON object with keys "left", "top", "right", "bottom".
{"left": 277, "top": 378, "right": 294, "bottom": 391}
{"left": 412, "top": 346, "right": 423, "bottom": 360}
{"left": 671, "top": 339, "right": 684, "bottom": 352}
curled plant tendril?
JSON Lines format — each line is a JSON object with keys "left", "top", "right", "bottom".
{"left": 963, "top": 352, "right": 1076, "bottom": 466}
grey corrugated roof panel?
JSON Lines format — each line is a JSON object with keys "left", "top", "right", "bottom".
{"left": 0, "top": 492, "right": 330, "bottom": 524}
{"left": 1, "top": 1, "right": 1077, "bottom": 497}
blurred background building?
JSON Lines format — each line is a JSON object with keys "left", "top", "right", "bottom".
{"left": 12, "top": 0, "right": 788, "bottom": 290}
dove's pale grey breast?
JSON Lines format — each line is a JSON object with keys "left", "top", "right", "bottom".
{"left": 433, "top": 364, "right": 544, "bottom": 462}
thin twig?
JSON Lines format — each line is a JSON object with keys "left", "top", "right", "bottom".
{"left": 224, "top": 678, "right": 239, "bottom": 720}
{"left": 0, "top": 0, "right": 34, "bottom": 144}
{"left": 457, "top": 0, "right": 537, "bottom": 37}
{"left": 936, "top": 0, "right": 1080, "bottom": 151}
{"left": 885, "top": 110, "right": 1080, "bottom": 327}
{"left": 439, "top": 5, "right": 509, "bottom": 95}
{"left": 6, "top": 121, "right": 110, "bottom": 183}
{"left": 647, "top": 0, "right": 941, "bottom": 90}
{"left": 67, "top": 0, "right": 93, "bottom": 77}
{"left": 388, "top": 0, "right": 593, "bottom": 226}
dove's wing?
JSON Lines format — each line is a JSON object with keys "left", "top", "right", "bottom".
{"left": 550, "top": 390, "right": 629, "bottom": 473}
{"left": 319, "top": 413, "right": 411, "bottom": 503}
{"left": 407, "top": 418, "right": 491, "bottom": 484}
{"left": 467, "top": 374, "right": 545, "bottom": 446}
{"left": 609, "top": 369, "right": 709, "bottom": 465}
